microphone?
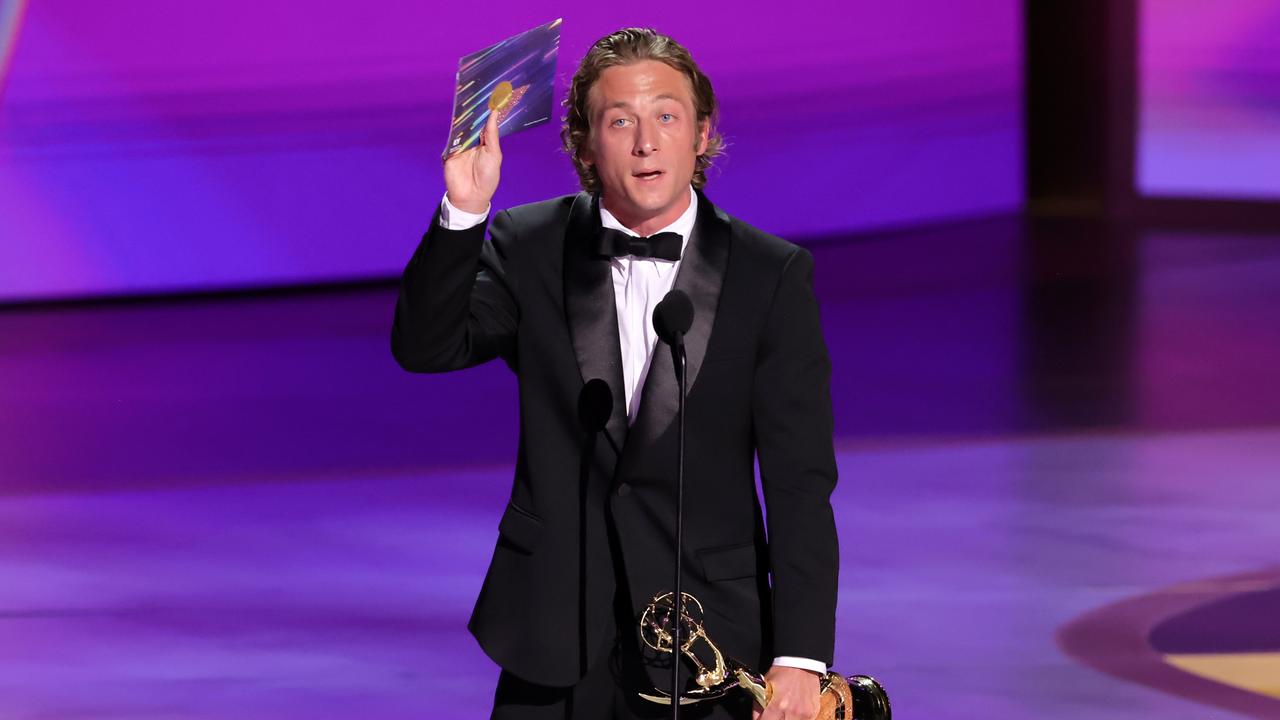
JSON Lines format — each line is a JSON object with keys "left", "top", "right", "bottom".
{"left": 578, "top": 378, "right": 620, "bottom": 456}
{"left": 578, "top": 378, "right": 612, "bottom": 433}
{"left": 652, "top": 289, "right": 695, "bottom": 720}
{"left": 653, "top": 289, "right": 694, "bottom": 348}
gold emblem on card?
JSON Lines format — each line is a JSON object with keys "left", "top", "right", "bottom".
{"left": 488, "top": 81, "right": 514, "bottom": 111}
{"left": 486, "top": 80, "right": 530, "bottom": 127}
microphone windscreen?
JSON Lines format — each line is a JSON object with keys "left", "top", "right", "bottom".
{"left": 653, "top": 290, "right": 694, "bottom": 344}
{"left": 577, "top": 378, "right": 613, "bottom": 433}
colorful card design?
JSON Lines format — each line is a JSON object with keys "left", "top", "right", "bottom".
{"left": 444, "top": 18, "right": 561, "bottom": 158}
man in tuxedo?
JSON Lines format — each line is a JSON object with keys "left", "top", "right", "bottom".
{"left": 392, "top": 28, "right": 838, "bottom": 720}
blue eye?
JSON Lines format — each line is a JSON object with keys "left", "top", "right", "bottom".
{"left": 612, "top": 118, "right": 629, "bottom": 127}
{"left": 660, "top": 113, "right": 674, "bottom": 122}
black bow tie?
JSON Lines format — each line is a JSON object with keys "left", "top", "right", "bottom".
{"left": 594, "top": 228, "right": 683, "bottom": 261}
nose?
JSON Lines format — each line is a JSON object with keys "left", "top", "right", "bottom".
{"left": 633, "top": 119, "right": 658, "bottom": 156}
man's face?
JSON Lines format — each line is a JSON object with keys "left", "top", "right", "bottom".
{"left": 583, "top": 60, "right": 710, "bottom": 233}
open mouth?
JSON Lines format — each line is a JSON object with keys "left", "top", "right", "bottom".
{"left": 633, "top": 170, "right": 664, "bottom": 181}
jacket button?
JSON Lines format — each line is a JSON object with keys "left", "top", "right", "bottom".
{"left": 616, "top": 483, "right": 631, "bottom": 497}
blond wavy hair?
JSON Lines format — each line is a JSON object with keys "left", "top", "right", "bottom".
{"left": 561, "top": 28, "right": 724, "bottom": 192}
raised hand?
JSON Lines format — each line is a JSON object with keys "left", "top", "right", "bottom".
{"left": 443, "top": 111, "right": 502, "bottom": 214}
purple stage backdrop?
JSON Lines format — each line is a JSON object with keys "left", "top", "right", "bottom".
{"left": 0, "top": 1, "right": 1022, "bottom": 301}
{"left": 1138, "top": 0, "right": 1280, "bottom": 199}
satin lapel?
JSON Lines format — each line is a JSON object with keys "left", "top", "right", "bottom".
{"left": 563, "top": 192, "right": 629, "bottom": 449}
{"left": 622, "top": 190, "right": 731, "bottom": 459}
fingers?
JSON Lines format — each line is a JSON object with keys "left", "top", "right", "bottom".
{"left": 444, "top": 145, "right": 474, "bottom": 167}
{"left": 756, "top": 699, "right": 818, "bottom": 720}
{"left": 757, "top": 710, "right": 805, "bottom": 720}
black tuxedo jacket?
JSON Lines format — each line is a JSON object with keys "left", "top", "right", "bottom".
{"left": 392, "top": 190, "right": 838, "bottom": 688}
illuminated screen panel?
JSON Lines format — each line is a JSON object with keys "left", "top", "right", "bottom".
{"left": 0, "top": 1, "right": 1021, "bottom": 300}
{"left": 1138, "top": 0, "right": 1280, "bottom": 199}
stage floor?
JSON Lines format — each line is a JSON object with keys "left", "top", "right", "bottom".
{"left": 2, "top": 219, "right": 1279, "bottom": 719}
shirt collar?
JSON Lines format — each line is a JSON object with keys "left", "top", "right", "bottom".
{"left": 599, "top": 185, "right": 698, "bottom": 249}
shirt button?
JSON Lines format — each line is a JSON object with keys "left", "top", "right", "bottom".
{"left": 616, "top": 483, "right": 631, "bottom": 497}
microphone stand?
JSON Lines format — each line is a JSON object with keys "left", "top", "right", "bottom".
{"left": 670, "top": 336, "right": 687, "bottom": 720}
{"left": 653, "top": 288, "right": 694, "bottom": 720}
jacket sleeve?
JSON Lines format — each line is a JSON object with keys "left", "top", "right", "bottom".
{"left": 391, "top": 208, "right": 519, "bottom": 373}
{"left": 751, "top": 246, "right": 839, "bottom": 665}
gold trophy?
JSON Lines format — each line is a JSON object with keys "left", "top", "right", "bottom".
{"left": 638, "top": 591, "right": 891, "bottom": 720}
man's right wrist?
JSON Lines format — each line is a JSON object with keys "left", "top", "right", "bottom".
{"left": 440, "top": 193, "right": 490, "bottom": 231}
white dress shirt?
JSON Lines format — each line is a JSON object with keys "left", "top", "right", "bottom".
{"left": 599, "top": 187, "right": 694, "bottom": 424}
{"left": 439, "top": 190, "right": 827, "bottom": 676}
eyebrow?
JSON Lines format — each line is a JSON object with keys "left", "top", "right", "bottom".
{"left": 601, "top": 94, "right": 683, "bottom": 112}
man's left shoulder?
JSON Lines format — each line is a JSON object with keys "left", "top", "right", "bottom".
{"left": 715, "top": 207, "right": 812, "bottom": 271}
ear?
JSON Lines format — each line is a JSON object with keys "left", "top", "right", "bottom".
{"left": 695, "top": 118, "right": 710, "bottom": 156}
